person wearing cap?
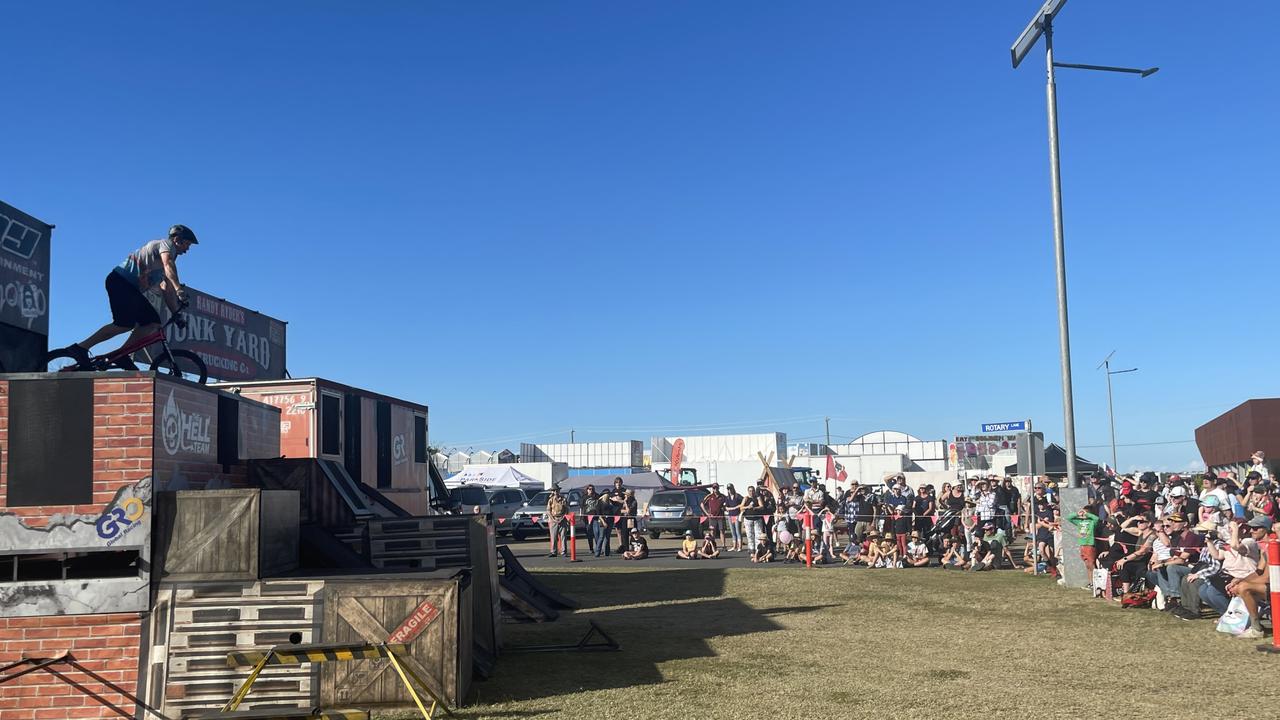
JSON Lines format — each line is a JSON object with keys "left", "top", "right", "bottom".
{"left": 905, "top": 531, "right": 930, "bottom": 567}
{"left": 700, "top": 484, "right": 726, "bottom": 544}
{"left": 59, "top": 224, "right": 199, "bottom": 365}
{"left": 1159, "top": 484, "right": 1197, "bottom": 520}
{"left": 1198, "top": 515, "right": 1272, "bottom": 637}
{"left": 1199, "top": 474, "right": 1231, "bottom": 511}
{"left": 1145, "top": 512, "right": 1202, "bottom": 611}
{"left": 676, "top": 530, "right": 701, "bottom": 560}
{"left": 1244, "top": 477, "right": 1275, "bottom": 521}
{"left": 1248, "top": 451, "right": 1270, "bottom": 482}
{"left": 545, "top": 486, "right": 570, "bottom": 558}
{"left": 621, "top": 531, "right": 649, "bottom": 561}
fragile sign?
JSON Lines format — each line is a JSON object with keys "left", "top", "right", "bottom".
{"left": 387, "top": 598, "right": 441, "bottom": 644}
{"left": 162, "top": 286, "right": 287, "bottom": 381}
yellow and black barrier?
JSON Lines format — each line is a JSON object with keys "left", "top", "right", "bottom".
{"left": 189, "top": 709, "right": 369, "bottom": 720}
{"left": 221, "top": 642, "right": 452, "bottom": 720}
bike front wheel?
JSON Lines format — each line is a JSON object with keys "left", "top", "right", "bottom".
{"left": 152, "top": 349, "right": 209, "bottom": 384}
{"left": 44, "top": 348, "right": 86, "bottom": 373}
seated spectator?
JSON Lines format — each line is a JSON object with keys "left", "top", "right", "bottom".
{"left": 676, "top": 530, "right": 700, "bottom": 560}
{"left": 697, "top": 531, "right": 722, "bottom": 559}
{"left": 906, "top": 531, "right": 930, "bottom": 567}
{"left": 855, "top": 531, "right": 881, "bottom": 566}
{"left": 1112, "top": 513, "right": 1156, "bottom": 595}
{"left": 1171, "top": 520, "right": 1223, "bottom": 620}
{"left": 876, "top": 537, "right": 901, "bottom": 568}
{"left": 940, "top": 536, "right": 968, "bottom": 569}
{"left": 1209, "top": 516, "right": 1272, "bottom": 638}
{"left": 751, "top": 539, "right": 773, "bottom": 563}
{"left": 622, "top": 533, "right": 649, "bottom": 560}
{"left": 1146, "top": 512, "right": 1202, "bottom": 611}
{"left": 969, "top": 532, "right": 995, "bottom": 571}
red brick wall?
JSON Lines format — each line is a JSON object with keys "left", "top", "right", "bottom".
{"left": 0, "top": 613, "right": 144, "bottom": 720}
{"left": 0, "top": 377, "right": 153, "bottom": 525}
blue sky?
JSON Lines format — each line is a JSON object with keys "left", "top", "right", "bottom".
{"left": 6, "top": 2, "right": 1276, "bottom": 472}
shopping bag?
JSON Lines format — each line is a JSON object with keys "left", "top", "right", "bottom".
{"left": 1215, "top": 597, "right": 1250, "bottom": 635}
{"left": 1091, "top": 569, "right": 1110, "bottom": 598}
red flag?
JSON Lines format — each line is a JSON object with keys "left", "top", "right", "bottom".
{"left": 835, "top": 460, "right": 848, "bottom": 482}
{"left": 826, "top": 454, "right": 837, "bottom": 481}
{"left": 670, "top": 438, "right": 685, "bottom": 484}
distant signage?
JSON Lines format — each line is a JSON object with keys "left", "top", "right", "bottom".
{"left": 0, "top": 200, "right": 52, "bottom": 336}
{"left": 161, "top": 287, "right": 287, "bottom": 381}
{"left": 981, "top": 421, "right": 1027, "bottom": 433}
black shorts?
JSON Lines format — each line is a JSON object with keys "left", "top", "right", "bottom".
{"left": 106, "top": 272, "right": 160, "bottom": 328}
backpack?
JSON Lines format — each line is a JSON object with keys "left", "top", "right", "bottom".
{"left": 1120, "top": 590, "right": 1157, "bottom": 608}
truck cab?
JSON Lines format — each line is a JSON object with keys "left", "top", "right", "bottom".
{"left": 655, "top": 468, "right": 700, "bottom": 486}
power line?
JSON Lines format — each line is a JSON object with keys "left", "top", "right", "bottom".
{"left": 1076, "top": 440, "right": 1194, "bottom": 449}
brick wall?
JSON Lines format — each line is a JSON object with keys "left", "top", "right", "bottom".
{"left": 0, "top": 613, "right": 144, "bottom": 720}
{"left": 0, "top": 377, "right": 153, "bottom": 526}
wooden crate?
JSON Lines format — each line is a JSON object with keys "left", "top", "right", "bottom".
{"left": 152, "top": 489, "right": 300, "bottom": 581}
{"left": 150, "top": 580, "right": 325, "bottom": 717}
{"left": 319, "top": 573, "right": 471, "bottom": 708}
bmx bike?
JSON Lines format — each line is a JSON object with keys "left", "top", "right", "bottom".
{"left": 45, "top": 307, "right": 208, "bottom": 384}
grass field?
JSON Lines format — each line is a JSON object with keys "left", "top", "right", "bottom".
{"left": 389, "top": 565, "right": 1278, "bottom": 719}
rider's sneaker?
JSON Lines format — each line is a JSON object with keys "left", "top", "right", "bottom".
{"left": 66, "top": 343, "right": 91, "bottom": 366}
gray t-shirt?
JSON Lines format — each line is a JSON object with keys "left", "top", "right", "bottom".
{"left": 115, "top": 238, "right": 175, "bottom": 292}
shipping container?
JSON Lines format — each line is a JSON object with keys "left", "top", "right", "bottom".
{"left": 651, "top": 433, "right": 788, "bottom": 464}
{"left": 212, "top": 378, "right": 431, "bottom": 515}
{"left": 519, "top": 441, "right": 644, "bottom": 469}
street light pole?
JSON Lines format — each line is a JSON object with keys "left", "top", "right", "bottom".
{"left": 1011, "top": 0, "right": 1156, "bottom": 490}
{"left": 1043, "top": 17, "right": 1079, "bottom": 490}
{"left": 1098, "top": 350, "right": 1139, "bottom": 472}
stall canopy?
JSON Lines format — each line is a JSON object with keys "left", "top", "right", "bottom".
{"left": 1005, "top": 443, "right": 1100, "bottom": 476}
{"left": 446, "top": 465, "right": 542, "bottom": 489}
{"left": 557, "top": 472, "right": 674, "bottom": 510}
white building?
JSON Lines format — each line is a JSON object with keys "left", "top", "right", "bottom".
{"left": 446, "top": 450, "right": 471, "bottom": 474}
{"left": 520, "top": 441, "right": 644, "bottom": 471}
{"left": 650, "top": 432, "right": 788, "bottom": 488}
{"left": 790, "top": 431, "right": 950, "bottom": 486}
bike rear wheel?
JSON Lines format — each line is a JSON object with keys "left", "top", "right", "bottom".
{"left": 152, "top": 349, "right": 208, "bottom": 384}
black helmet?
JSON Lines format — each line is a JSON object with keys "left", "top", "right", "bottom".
{"left": 169, "top": 224, "right": 198, "bottom": 244}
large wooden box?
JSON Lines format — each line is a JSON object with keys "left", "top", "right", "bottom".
{"left": 152, "top": 489, "right": 300, "bottom": 581}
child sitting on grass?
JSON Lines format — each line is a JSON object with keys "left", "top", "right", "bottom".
{"left": 751, "top": 540, "right": 773, "bottom": 563}
{"left": 940, "top": 536, "right": 968, "bottom": 569}
{"left": 622, "top": 534, "right": 648, "bottom": 560}
{"left": 697, "top": 531, "right": 722, "bottom": 559}
{"left": 676, "top": 530, "right": 700, "bottom": 560}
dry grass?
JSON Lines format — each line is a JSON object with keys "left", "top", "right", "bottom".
{"left": 384, "top": 565, "right": 1279, "bottom": 720}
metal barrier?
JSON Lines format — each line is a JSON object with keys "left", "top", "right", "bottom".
{"left": 222, "top": 642, "right": 453, "bottom": 719}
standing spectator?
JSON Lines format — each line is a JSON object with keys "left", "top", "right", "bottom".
{"left": 612, "top": 475, "right": 627, "bottom": 495}
{"left": 913, "top": 485, "right": 936, "bottom": 539}
{"left": 1131, "top": 476, "right": 1159, "bottom": 514}
{"left": 595, "top": 490, "right": 615, "bottom": 557}
{"left": 701, "top": 484, "right": 726, "bottom": 543}
{"left": 885, "top": 484, "right": 912, "bottom": 556}
{"left": 1003, "top": 478, "right": 1023, "bottom": 534}
{"left": 1248, "top": 451, "right": 1270, "bottom": 482}
{"left": 582, "top": 485, "right": 603, "bottom": 556}
{"left": 992, "top": 478, "right": 1011, "bottom": 536}
{"left": 974, "top": 481, "right": 997, "bottom": 528}
{"left": 1066, "top": 504, "right": 1101, "bottom": 569}
{"left": 741, "top": 486, "right": 764, "bottom": 552}
{"left": 616, "top": 488, "right": 637, "bottom": 553}
{"left": 545, "top": 487, "right": 570, "bottom": 558}
{"left": 724, "top": 483, "right": 744, "bottom": 552}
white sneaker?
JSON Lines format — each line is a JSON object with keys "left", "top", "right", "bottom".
{"left": 1153, "top": 587, "right": 1166, "bottom": 611}
{"left": 1238, "top": 626, "right": 1265, "bottom": 640}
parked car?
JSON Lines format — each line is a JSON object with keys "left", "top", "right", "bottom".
{"left": 445, "top": 486, "right": 531, "bottom": 535}
{"left": 645, "top": 488, "right": 709, "bottom": 539}
{"left": 508, "top": 489, "right": 587, "bottom": 541}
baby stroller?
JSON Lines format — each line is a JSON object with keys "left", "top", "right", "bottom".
{"left": 926, "top": 509, "right": 963, "bottom": 555}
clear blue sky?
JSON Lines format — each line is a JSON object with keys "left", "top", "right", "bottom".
{"left": 6, "top": 2, "right": 1277, "bottom": 472}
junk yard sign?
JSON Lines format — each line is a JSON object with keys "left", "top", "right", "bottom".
{"left": 162, "top": 287, "right": 287, "bottom": 381}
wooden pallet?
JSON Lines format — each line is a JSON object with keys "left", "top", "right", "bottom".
{"left": 152, "top": 581, "right": 325, "bottom": 717}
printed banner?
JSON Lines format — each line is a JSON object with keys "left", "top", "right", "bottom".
{"left": 162, "top": 286, "right": 287, "bottom": 381}
{"left": 0, "top": 200, "right": 52, "bottom": 336}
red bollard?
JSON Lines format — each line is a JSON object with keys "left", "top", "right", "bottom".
{"left": 804, "top": 510, "right": 813, "bottom": 568}
{"left": 1260, "top": 536, "right": 1280, "bottom": 654}
{"left": 568, "top": 513, "right": 580, "bottom": 562}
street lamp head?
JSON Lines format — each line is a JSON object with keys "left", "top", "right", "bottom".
{"left": 1140, "top": 67, "right": 1160, "bottom": 78}
{"left": 1011, "top": 0, "right": 1068, "bottom": 68}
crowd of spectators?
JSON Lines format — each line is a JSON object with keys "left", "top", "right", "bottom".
{"left": 538, "top": 455, "right": 1276, "bottom": 639}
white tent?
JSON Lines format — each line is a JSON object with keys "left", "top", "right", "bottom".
{"left": 445, "top": 465, "right": 542, "bottom": 490}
